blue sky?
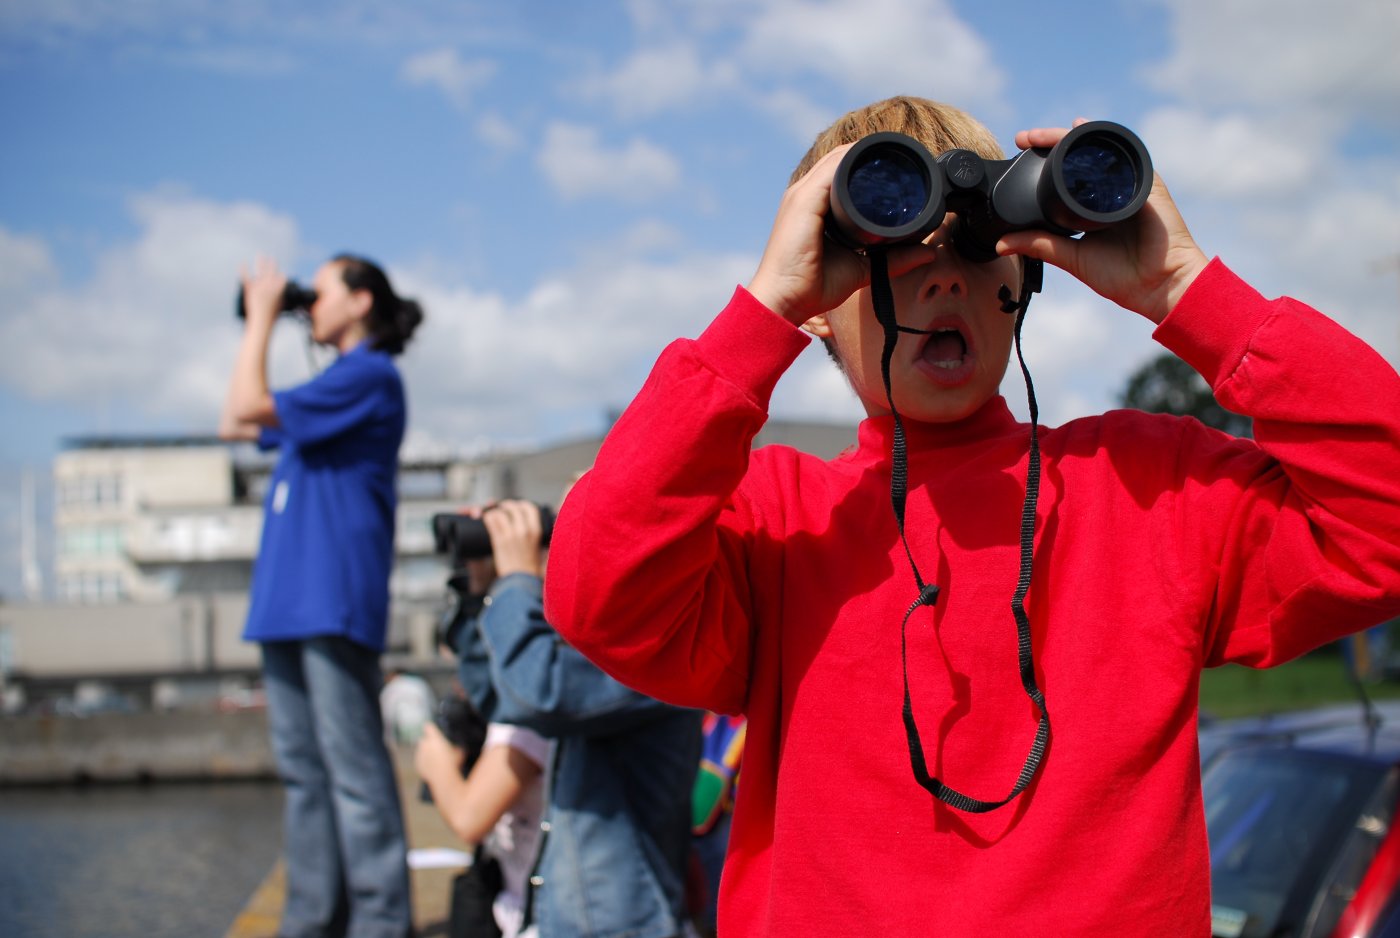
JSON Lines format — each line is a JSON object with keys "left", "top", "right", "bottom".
{"left": 2, "top": 0, "right": 1398, "bottom": 599}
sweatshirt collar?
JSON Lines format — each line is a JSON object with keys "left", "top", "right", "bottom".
{"left": 852, "top": 395, "right": 1022, "bottom": 465}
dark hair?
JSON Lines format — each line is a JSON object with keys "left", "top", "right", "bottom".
{"left": 332, "top": 253, "right": 424, "bottom": 355}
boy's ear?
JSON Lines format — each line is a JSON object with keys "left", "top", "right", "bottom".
{"left": 801, "top": 311, "right": 834, "bottom": 339}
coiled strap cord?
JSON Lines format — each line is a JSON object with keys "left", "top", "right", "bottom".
{"left": 869, "top": 248, "right": 1050, "bottom": 814}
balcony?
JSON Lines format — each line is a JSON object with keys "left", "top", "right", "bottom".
{"left": 124, "top": 508, "right": 264, "bottom": 563}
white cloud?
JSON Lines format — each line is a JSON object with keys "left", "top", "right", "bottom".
{"left": 770, "top": 345, "right": 866, "bottom": 424}
{"left": 736, "top": 0, "right": 1006, "bottom": 109}
{"left": 1140, "top": 107, "right": 1324, "bottom": 200}
{"left": 392, "top": 247, "right": 758, "bottom": 448}
{"left": 0, "top": 2, "right": 522, "bottom": 64}
{"left": 400, "top": 48, "right": 497, "bottom": 108}
{"left": 1132, "top": 0, "right": 1400, "bottom": 378}
{"left": 1146, "top": 0, "right": 1400, "bottom": 119}
{"left": 585, "top": 218, "right": 688, "bottom": 258}
{"left": 576, "top": 42, "right": 741, "bottom": 118}
{"left": 475, "top": 112, "right": 525, "bottom": 153}
{"left": 751, "top": 87, "right": 838, "bottom": 145}
{"left": 580, "top": 0, "right": 1008, "bottom": 136}
{"left": 0, "top": 191, "right": 311, "bottom": 424}
{"left": 1230, "top": 181, "right": 1400, "bottom": 368}
{"left": 0, "top": 228, "right": 58, "bottom": 297}
{"left": 536, "top": 122, "right": 681, "bottom": 201}
{"left": 1010, "top": 274, "right": 1160, "bottom": 427}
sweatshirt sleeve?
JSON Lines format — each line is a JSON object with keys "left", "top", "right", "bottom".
{"left": 1153, "top": 259, "right": 1400, "bottom": 667}
{"left": 544, "top": 287, "right": 811, "bottom": 714}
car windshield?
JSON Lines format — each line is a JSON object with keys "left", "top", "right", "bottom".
{"left": 1205, "top": 746, "right": 1386, "bottom": 938}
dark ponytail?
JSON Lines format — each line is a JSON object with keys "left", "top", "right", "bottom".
{"left": 332, "top": 253, "right": 424, "bottom": 356}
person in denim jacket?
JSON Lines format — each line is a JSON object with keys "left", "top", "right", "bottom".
{"left": 448, "top": 499, "right": 702, "bottom": 938}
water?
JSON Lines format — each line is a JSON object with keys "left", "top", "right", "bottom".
{"left": 0, "top": 781, "right": 284, "bottom": 938}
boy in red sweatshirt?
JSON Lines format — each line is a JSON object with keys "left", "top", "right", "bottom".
{"left": 543, "top": 95, "right": 1400, "bottom": 935}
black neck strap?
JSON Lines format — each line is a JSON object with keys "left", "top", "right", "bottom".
{"left": 869, "top": 249, "right": 1050, "bottom": 814}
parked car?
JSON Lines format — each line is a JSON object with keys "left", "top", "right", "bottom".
{"left": 1202, "top": 700, "right": 1400, "bottom": 938}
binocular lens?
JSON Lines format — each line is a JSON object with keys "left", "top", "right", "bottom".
{"left": 846, "top": 149, "right": 931, "bottom": 229}
{"left": 828, "top": 121, "right": 1150, "bottom": 255}
{"left": 1060, "top": 136, "right": 1141, "bottom": 215}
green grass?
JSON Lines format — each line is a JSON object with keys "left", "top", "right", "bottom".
{"left": 1200, "top": 653, "right": 1400, "bottom": 719}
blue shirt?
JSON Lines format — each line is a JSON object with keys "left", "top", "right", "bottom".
{"left": 455, "top": 573, "right": 701, "bottom": 938}
{"left": 243, "top": 342, "right": 405, "bottom": 651}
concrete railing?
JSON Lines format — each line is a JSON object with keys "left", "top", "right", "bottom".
{"left": 0, "top": 710, "right": 275, "bottom": 784}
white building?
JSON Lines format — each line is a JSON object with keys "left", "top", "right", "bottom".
{"left": 50, "top": 418, "right": 858, "bottom": 609}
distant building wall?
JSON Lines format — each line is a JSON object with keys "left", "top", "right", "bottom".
{"left": 0, "top": 594, "right": 257, "bottom": 676}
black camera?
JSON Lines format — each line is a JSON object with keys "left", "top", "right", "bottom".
{"left": 234, "top": 280, "right": 319, "bottom": 320}
{"left": 432, "top": 504, "right": 556, "bottom": 567}
{"left": 828, "top": 120, "right": 1152, "bottom": 261}
{"left": 435, "top": 696, "right": 488, "bottom": 765}
{"left": 418, "top": 695, "right": 489, "bottom": 802}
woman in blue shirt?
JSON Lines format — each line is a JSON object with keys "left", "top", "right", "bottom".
{"left": 221, "top": 253, "right": 423, "bottom": 938}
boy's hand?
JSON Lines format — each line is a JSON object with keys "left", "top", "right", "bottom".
{"left": 996, "top": 122, "right": 1210, "bottom": 325}
{"left": 748, "top": 147, "right": 877, "bottom": 326}
{"left": 481, "top": 500, "right": 545, "bottom": 579}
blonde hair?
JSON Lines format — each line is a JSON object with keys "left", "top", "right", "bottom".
{"left": 790, "top": 95, "right": 1003, "bottom": 184}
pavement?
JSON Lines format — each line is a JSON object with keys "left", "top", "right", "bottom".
{"left": 225, "top": 745, "right": 466, "bottom": 938}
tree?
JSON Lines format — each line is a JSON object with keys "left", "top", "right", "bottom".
{"left": 1117, "top": 352, "right": 1253, "bottom": 438}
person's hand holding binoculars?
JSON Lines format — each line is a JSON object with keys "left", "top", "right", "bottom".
{"left": 473, "top": 500, "right": 546, "bottom": 579}
{"left": 998, "top": 123, "right": 1207, "bottom": 326}
{"left": 239, "top": 256, "right": 291, "bottom": 329}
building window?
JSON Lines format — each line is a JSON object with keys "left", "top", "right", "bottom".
{"left": 59, "top": 524, "right": 124, "bottom": 557}
{"left": 58, "top": 474, "right": 124, "bottom": 508}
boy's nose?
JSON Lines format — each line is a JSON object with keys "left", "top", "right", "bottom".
{"left": 913, "top": 239, "right": 969, "bottom": 302}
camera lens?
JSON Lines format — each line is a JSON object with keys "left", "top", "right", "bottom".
{"left": 846, "top": 148, "right": 931, "bottom": 229}
{"left": 1059, "top": 135, "right": 1140, "bottom": 215}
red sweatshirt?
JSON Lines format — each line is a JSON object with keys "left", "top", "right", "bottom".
{"left": 544, "top": 260, "right": 1400, "bottom": 935}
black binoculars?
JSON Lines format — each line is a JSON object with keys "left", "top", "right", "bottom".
{"left": 234, "top": 280, "right": 319, "bottom": 320}
{"left": 432, "top": 504, "right": 557, "bottom": 566}
{"left": 828, "top": 120, "right": 1152, "bottom": 261}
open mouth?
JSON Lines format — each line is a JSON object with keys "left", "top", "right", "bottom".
{"left": 923, "top": 327, "right": 969, "bottom": 370}
{"left": 912, "top": 321, "right": 976, "bottom": 387}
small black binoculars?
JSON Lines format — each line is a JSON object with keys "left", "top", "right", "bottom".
{"left": 234, "top": 280, "right": 319, "bottom": 320}
{"left": 432, "top": 504, "right": 557, "bottom": 566}
{"left": 828, "top": 120, "right": 1153, "bottom": 261}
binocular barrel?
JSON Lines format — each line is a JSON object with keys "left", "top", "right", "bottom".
{"left": 829, "top": 120, "right": 1153, "bottom": 260}
{"left": 234, "top": 281, "right": 319, "bottom": 320}
{"left": 432, "top": 504, "right": 557, "bottom": 563}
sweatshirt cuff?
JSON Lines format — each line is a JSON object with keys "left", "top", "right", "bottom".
{"left": 692, "top": 286, "right": 813, "bottom": 408}
{"left": 1152, "top": 258, "right": 1274, "bottom": 390}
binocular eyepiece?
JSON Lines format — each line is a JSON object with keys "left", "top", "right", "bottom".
{"left": 828, "top": 120, "right": 1153, "bottom": 261}
{"left": 234, "top": 281, "right": 319, "bottom": 320}
{"left": 432, "top": 504, "right": 557, "bottom": 566}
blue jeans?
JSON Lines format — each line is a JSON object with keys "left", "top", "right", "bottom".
{"left": 262, "top": 637, "right": 412, "bottom": 938}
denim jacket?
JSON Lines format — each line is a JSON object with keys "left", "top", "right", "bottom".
{"left": 454, "top": 573, "right": 701, "bottom": 938}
